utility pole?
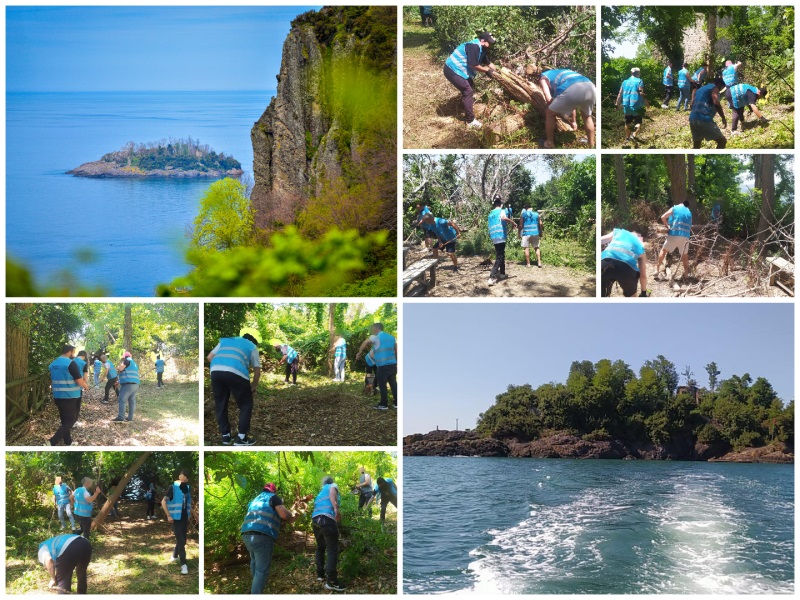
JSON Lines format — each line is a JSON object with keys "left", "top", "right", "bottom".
{"left": 456, "top": 418, "right": 459, "bottom": 431}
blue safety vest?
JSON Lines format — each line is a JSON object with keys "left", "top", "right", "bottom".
{"left": 334, "top": 341, "right": 347, "bottom": 359}
{"left": 521, "top": 209, "right": 540, "bottom": 236}
{"left": 487, "top": 208, "right": 507, "bottom": 243}
{"left": 692, "top": 67, "right": 706, "bottom": 84}
{"left": 285, "top": 346, "right": 298, "bottom": 364}
{"left": 621, "top": 77, "right": 644, "bottom": 110}
{"left": 94, "top": 359, "right": 102, "bottom": 371}
{"left": 669, "top": 205, "right": 692, "bottom": 238}
{"left": 384, "top": 477, "right": 398, "bottom": 498}
{"left": 541, "top": 69, "right": 590, "bottom": 97}
{"left": 73, "top": 486, "right": 93, "bottom": 517}
{"left": 145, "top": 487, "right": 153, "bottom": 500}
{"left": 210, "top": 337, "right": 257, "bottom": 380}
{"left": 49, "top": 356, "right": 81, "bottom": 400}
{"left": 73, "top": 357, "right": 87, "bottom": 378}
{"left": 241, "top": 491, "right": 282, "bottom": 539}
{"left": 677, "top": 68, "right": 689, "bottom": 89}
{"left": 711, "top": 203, "right": 721, "bottom": 223}
{"left": 155, "top": 359, "right": 165, "bottom": 373}
{"left": 663, "top": 66, "right": 673, "bottom": 86}
{"left": 729, "top": 83, "right": 758, "bottom": 109}
{"left": 445, "top": 39, "right": 481, "bottom": 80}
{"left": 167, "top": 483, "right": 190, "bottom": 520}
{"left": 373, "top": 331, "right": 397, "bottom": 366}
{"left": 722, "top": 65, "right": 738, "bottom": 87}
{"left": 365, "top": 352, "right": 376, "bottom": 367}
{"left": 433, "top": 217, "right": 457, "bottom": 243}
{"left": 118, "top": 358, "right": 140, "bottom": 384}
{"left": 601, "top": 228, "right": 644, "bottom": 272}
{"left": 39, "top": 534, "right": 80, "bottom": 561}
{"left": 689, "top": 84, "right": 717, "bottom": 122}
{"left": 105, "top": 360, "right": 117, "bottom": 379}
{"left": 312, "top": 484, "right": 339, "bottom": 519}
{"left": 54, "top": 484, "right": 71, "bottom": 506}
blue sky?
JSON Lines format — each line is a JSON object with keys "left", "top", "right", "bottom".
{"left": 6, "top": 6, "right": 320, "bottom": 92}
{"left": 403, "top": 303, "right": 794, "bottom": 435}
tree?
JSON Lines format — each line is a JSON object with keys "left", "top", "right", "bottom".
{"left": 705, "top": 362, "right": 720, "bottom": 391}
{"left": 92, "top": 451, "right": 152, "bottom": 530}
{"left": 328, "top": 303, "right": 336, "bottom": 376}
{"left": 756, "top": 154, "right": 776, "bottom": 246}
{"left": 190, "top": 178, "right": 254, "bottom": 251}
{"left": 663, "top": 154, "right": 697, "bottom": 213}
{"left": 123, "top": 304, "right": 132, "bottom": 353}
{"left": 614, "top": 154, "right": 628, "bottom": 213}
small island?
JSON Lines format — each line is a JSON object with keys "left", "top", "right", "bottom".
{"left": 68, "top": 138, "right": 243, "bottom": 179}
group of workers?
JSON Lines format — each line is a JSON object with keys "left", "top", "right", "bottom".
{"left": 443, "top": 31, "right": 596, "bottom": 147}
{"left": 617, "top": 58, "right": 768, "bottom": 147}
{"left": 240, "top": 468, "right": 398, "bottom": 594}
{"left": 46, "top": 344, "right": 164, "bottom": 445}
{"left": 37, "top": 470, "right": 192, "bottom": 593}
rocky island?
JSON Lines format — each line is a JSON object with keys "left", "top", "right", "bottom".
{"left": 68, "top": 138, "right": 243, "bottom": 179}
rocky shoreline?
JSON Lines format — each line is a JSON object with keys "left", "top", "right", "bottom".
{"left": 403, "top": 429, "right": 794, "bottom": 464}
{"left": 67, "top": 160, "right": 243, "bottom": 179}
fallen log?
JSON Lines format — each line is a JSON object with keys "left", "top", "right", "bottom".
{"left": 491, "top": 67, "right": 573, "bottom": 132}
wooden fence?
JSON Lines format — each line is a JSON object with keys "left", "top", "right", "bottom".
{"left": 6, "top": 373, "right": 51, "bottom": 430}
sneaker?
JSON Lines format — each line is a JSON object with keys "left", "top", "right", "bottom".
{"left": 221, "top": 434, "right": 233, "bottom": 446}
{"left": 731, "top": 130, "right": 741, "bottom": 136}
{"left": 526, "top": 263, "right": 531, "bottom": 268}
{"left": 170, "top": 555, "right": 180, "bottom": 564}
{"left": 466, "top": 119, "right": 482, "bottom": 129}
{"left": 497, "top": 273, "right": 509, "bottom": 281}
{"left": 317, "top": 574, "right": 325, "bottom": 582}
{"left": 111, "top": 417, "right": 125, "bottom": 423}
{"left": 233, "top": 435, "right": 257, "bottom": 446}
{"left": 487, "top": 278, "right": 497, "bottom": 286}
{"left": 126, "top": 418, "right": 134, "bottom": 422}
{"left": 537, "top": 264, "right": 542, "bottom": 269}
{"left": 661, "top": 104, "right": 668, "bottom": 109}
{"left": 101, "top": 400, "right": 109, "bottom": 404}
{"left": 374, "top": 405, "right": 389, "bottom": 411}
{"left": 325, "top": 581, "right": 346, "bottom": 592}
{"left": 180, "top": 564, "right": 189, "bottom": 575}
{"left": 390, "top": 404, "right": 397, "bottom": 410}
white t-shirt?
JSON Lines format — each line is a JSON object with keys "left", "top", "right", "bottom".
{"left": 368, "top": 335, "right": 381, "bottom": 351}
{"left": 334, "top": 338, "right": 346, "bottom": 348}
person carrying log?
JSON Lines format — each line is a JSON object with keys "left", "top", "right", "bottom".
{"left": 538, "top": 68, "right": 595, "bottom": 148}
{"left": 442, "top": 31, "right": 498, "bottom": 130}
{"left": 728, "top": 84, "right": 768, "bottom": 134}
{"left": 600, "top": 229, "right": 648, "bottom": 297}
{"left": 688, "top": 78, "right": 727, "bottom": 149}
{"left": 656, "top": 200, "right": 692, "bottom": 280}
{"left": 615, "top": 67, "right": 646, "bottom": 143}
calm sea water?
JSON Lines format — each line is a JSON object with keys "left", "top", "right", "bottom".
{"left": 404, "top": 457, "right": 794, "bottom": 594}
{"left": 6, "top": 91, "right": 272, "bottom": 296}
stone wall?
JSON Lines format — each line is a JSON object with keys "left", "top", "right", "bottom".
{"left": 682, "top": 13, "right": 732, "bottom": 64}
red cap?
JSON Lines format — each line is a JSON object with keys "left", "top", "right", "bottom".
{"left": 263, "top": 483, "right": 276, "bottom": 493}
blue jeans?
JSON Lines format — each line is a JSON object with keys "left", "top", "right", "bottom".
{"left": 677, "top": 87, "right": 690, "bottom": 110}
{"left": 118, "top": 383, "right": 139, "bottom": 420}
{"left": 243, "top": 533, "right": 275, "bottom": 594}
{"left": 93, "top": 371, "right": 99, "bottom": 386}
{"left": 58, "top": 503, "right": 76, "bottom": 529}
{"left": 334, "top": 357, "right": 346, "bottom": 381}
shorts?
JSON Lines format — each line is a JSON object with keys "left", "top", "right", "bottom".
{"left": 424, "top": 229, "right": 436, "bottom": 241}
{"left": 521, "top": 235, "right": 540, "bottom": 249}
{"left": 625, "top": 114, "right": 643, "bottom": 125}
{"left": 433, "top": 239, "right": 456, "bottom": 254}
{"left": 601, "top": 258, "right": 640, "bottom": 297}
{"left": 690, "top": 119, "right": 724, "bottom": 145}
{"left": 548, "top": 81, "right": 595, "bottom": 117}
{"left": 690, "top": 80, "right": 701, "bottom": 90}
{"left": 662, "top": 235, "right": 690, "bottom": 255}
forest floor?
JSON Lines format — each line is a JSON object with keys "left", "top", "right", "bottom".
{"left": 204, "top": 512, "right": 397, "bottom": 595}
{"left": 404, "top": 243, "right": 595, "bottom": 297}
{"left": 204, "top": 372, "right": 397, "bottom": 446}
{"left": 6, "top": 506, "right": 199, "bottom": 594}
{"left": 605, "top": 223, "right": 792, "bottom": 297}
{"left": 8, "top": 381, "right": 200, "bottom": 447}
{"left": 601, "top": 102, "right": 795, "bottom": 149}
{"left": 403, "top": 23, "right": 593, "bottom": 150}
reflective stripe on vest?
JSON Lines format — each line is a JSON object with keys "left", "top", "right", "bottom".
{"left": 722, "top": 65, "right": 738, "bottom": 87}
{"left": 118, "top": 358, "right": 140, "bottom": 384}
{"left": 374, "top": 331, "right": 396, "bottom": 366}
{"left": 690, "top": 84, "right": 717, "bottom": 122}
{"left": 210, "top": 337, "right": 256, "bottom": 379}
{"left": 312, "top": 484, "right": 339, "bottom": 519}
{"left": 54, "top": 484, "right": 71, "bottom": 506}
{"left": 286, "top": 346, "right": 298, "bottom": 364}
{"left": 365, "top": 352, "right": 376, "bottom": 367}
{"left": 730, "top": 84, "right": 758, "bottom": 109}
{"left": 521, "top": 210, "right": 539, "bottom": 236}
{"left": 445, "top": 39, "right": 481, "bottom": 80}
{"left": 39, "top": 534, "right": 80, "bottom": 561}
{"left": 334, "top": 342, "right": 346, "bottom": 359}
{"left": 601, "top": 229, "right": 644, "bottom": 272}
{"left": 73, "top": 487, "right": 93, "bottom": 517}
{"left": 669, "top": 205, "right": 692, "bottom": 237}
{"left": 49, "top": 356, "right": 81, "bottom": 399}
{"left": 105, "top": 361, "right": 117, "bottom": 379}
{"left": 488, "top": 208, "right": 506, "bottom": 243}
{"left": 167, "top": 483, "right": 190, "bottom": 520}
{"left": 663, "top": 67, "right": 673, "bottom": 86}
{"left": 542, "top": 69, "right": 590, "bottom": 97}
{"left": 621, "top": 77, "right": 643, "bottom": 109}
{"left": 433, "top": 218, "right": 457, "bottom": 242}
{"left": 677, "top": 69, "right": 689, "bottom": 89}
{"left": 241, "top": 491, "right": 281, "bottom": 539}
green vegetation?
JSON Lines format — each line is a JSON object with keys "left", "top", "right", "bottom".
{"left": 475, "top": 358, "right": 794, "bottom": 453}
{"left": 204, "top": 451, "right": 397, "bottom": 594}
{"left": 190, "top": 178, "right": 254, "bottom": 251}
{"left": 101, "top": 138, "right": 241, "bottom": 172}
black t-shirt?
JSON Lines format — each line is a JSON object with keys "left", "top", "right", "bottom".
{"left": 68, "top": 361, "right": 82, "bottom": 380}
{"left": 165, "top": 482, "right": 190, "bottom": 520}
{"left": 269, "top": 495, "right": 284, "bottom": 509}
{"left": 465, "top": 43, "right": 489, "bottom": 69}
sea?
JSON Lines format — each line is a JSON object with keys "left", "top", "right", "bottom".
{"left": 6, "top": 90, "right": 273, "bottom": 296}
{"left": 403, "top": 456, "right": 794, "bottom": 594}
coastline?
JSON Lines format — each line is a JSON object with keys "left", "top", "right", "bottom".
{"left": 67, "top": 160, "right": 243, "bottom": 179}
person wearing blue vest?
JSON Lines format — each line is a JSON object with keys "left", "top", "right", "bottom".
{"left": 363, "top": 351, "right": 378, "bottom": 396}
{"left": 518, "top": 205, "right": 543, "bottom": 268}
{"left": 47, "top": 344, "right": 90, "bottom": 447}
{"left": 356, "top": 322, "right": 398, "bottom": 410}
{"left": 38, "top": 533, "right": 92, "bottom": 594}
{"left": 312, "top": 476, "right": 345, "bottom": 592}
{"left": 661, "top": 61, "right": 675, "bottom": 108}
{"left": 145, "top": 482, "right": 157, "bottom": 520}
{"left": 539, "top": 68, "right": 596, "bottom": 149}
{"left": 241, "top": 482, "right": 295, "bottom": 594}
{"left": 101, "top": 353, "right": 119, "bottom": 405}
{"left": 722, "top": 59, "right": 742, "bottom": 108}
{"left": 420, "top": 5, "right": 434, "bottom": 27}
{"left": 375, "top": 477, "right": 398, "bottom": 525}
{"left": 600, "top": 229, "right": 648, "bottom": 297}
{"left": 690, "top": 63, "right": 708, "bottom": 104}
{"left": 356, "top": 467, "right": 374, "bottom": 516}
{"left": 676, "top": 62, "right": 691, "bottom": 111}
{"left": 657, "top": 200, "right": 693, "bottom": 280}
{"left": 53, "top": 476, "right": 78, "bottom": 532}
{"left": 92, "top": 356, "right": 102, "bottom": 388}
{"left": 487, "top": 197, "right": 517, "bottom": 286}
{"left": 689, "top": 78, "right": 727, "bottom": 149}
{"left": 277, "top": 343, "right": 300, "bottom": 385}
{"left": 209, "top": 328, "right": 262, "bottom": 446}
{"left": 443, "top": 31, "right": 497, "bottom": 129}
{"left": 615, "top": 67, "right": 646, "bottom": 143}
{"left": 70, "top": 477, "right": 103, "bottom": 540}
{"left": 155, "top": 355, "right": 166, "bottom": 388}
{"left": 728, "top": 83, "right": 767, "bottom": 134}
{"left": 331, "top": 334, "right": 347, "bottom": 382}
{"left": 711, "top": 203, "right": 721, "bottom": 225}
{"left": 161, "top": 470, "right": 192, "bottom": 575}
{"left": 112, "top": 351, "right": 139, "bottom": 423}
{"left": 411, "top": 202, "right": 436, "bottom": 251}
{"left": 421, "top": 213, "right": 462, "bottom": 270}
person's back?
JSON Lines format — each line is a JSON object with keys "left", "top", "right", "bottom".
{"left": 729, "top": 83, "right": 759, "bottom": 109}
{"left": 434, "top": 217, "right": 457, "bottom": 241}
{"left": 49, "top": 356, "right": 81, "bottom": 399}
{"left": 690, "top": 84, "right": 717, "bottom": 121}
{"left": 241, "top": 491, "right": 281, "bottom": 538}
{"left": 677, "top": 68, "right": 689, "bottom": 88}
{"left": 374, "top": 331, "right": 397, "bottom": 366}
{"left": 669, "top": 205, "right": 692, "bottom": 237}
{"left": 601, "top": 229, "right": 644, "bottom": 270}
{"left": 621, "top": 76, "right": 643, "bottom": 110}
{"left": 521, "top": 209, "right": 539, "bottom": 235}
{"left": 487, "top": 207, "right": 507, "bottom": 242}
{"left": 445, "top": 38, "right": 482, "bottom": 80}
{"left": 723, "top": 64, "right": 738, "bottom": 87}
{"left": 541, "top": 69, "right": 590, "bottom": 97}
{"left": 210, "top": 337, "right": 256, "bottom": 379}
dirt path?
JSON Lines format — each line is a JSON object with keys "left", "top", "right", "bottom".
{"left": 404, "top": 246, "right": 595, "bottom": 297}
{"left": 8, "top": 381, "right": 200, "bottom": 447}
{"left": 601, "top": 103, "right": 794, "bottom": 149}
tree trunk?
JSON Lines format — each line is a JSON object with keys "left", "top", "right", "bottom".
{"left": 705, "top": 9, "right": 718, "bottom": 71}
{"left": 123, "top": 304, "right": 132, "bottom": 353}
{"left": 664, "top": 155, "right": 687, "bottom": 205}
{"left": 757, "top": 154, "right": 775, "bottom": 246}
{"left": 328, "top": 303, "right": 335, "bottom": 377}
{"left": 686, "top": 154, "right": 697, "bottom": 213}
{"left": 92, "top": 451, "right": 152, "bottom": 530}
{"left": 6, "top": 304, "right": 32, "bottom": 421}
{"left": 492, "top": 68, "right": 573, "bottom": 132}
{"left": 614, "top": 154, "right": 628, "bottom": 214}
